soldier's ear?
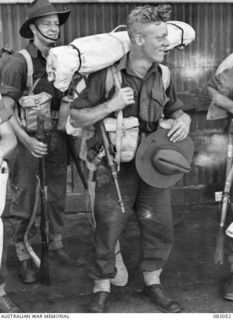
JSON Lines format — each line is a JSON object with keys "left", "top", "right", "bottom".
{"left": 135, "top": 33, "right": 144, "bottom": 46}
{"left": 29, "top": 23, "right": 37, "bottom": 35}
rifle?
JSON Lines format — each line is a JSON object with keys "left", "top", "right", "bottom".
{"left": 37, "top": 114, "right": 50, "bottom": 284}
{"left": 65, "top": 135, "right": 88, "bottom": 190}
{"left": 214, "top": 116, "right": 233, "bottom": 265}
{"left": 99, "top": 121, "right": 125, "bottom": 213}
{"left": 23, "top": 175, "right": 40, "bottom": 269}
{"left": 0, "top": 162, "right": 8, "bottom": 270}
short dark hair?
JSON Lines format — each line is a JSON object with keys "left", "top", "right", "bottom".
{"left": 127, "top": 4, "right": 172, "bottom": 40}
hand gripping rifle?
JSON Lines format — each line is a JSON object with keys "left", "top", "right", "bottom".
{"left": 99, "top": 121, "right": 125, "bottom": 213}
{"left": 37, "top": 114, "right": 50, "bottom": 284}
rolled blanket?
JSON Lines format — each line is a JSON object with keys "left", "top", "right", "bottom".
{"left": 47, "top": 31, "right": 130, "bottom": 92}
{"left": 47, "top": 21, "right": 195, "bottom": 92}
{"left": 166, "top": 20, "right": 196, "bottom": 51}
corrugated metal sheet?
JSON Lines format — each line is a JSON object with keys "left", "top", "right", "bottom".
{"left": 1, "top": 2, "right": 231, "bottom": 199}
{"left": 166, "top": 3, "right": 233, "bottom": 98}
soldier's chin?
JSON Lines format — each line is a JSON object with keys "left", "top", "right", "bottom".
{"left": 46, "top": 37, "right": 58, "bottom": 45}
{"left": 155, "top": 55, "right": 165, "bottom": 63}
{"left": 47, "top": 35, "right": 59, "bottom": 41}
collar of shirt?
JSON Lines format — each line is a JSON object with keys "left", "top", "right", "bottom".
{"left": 25, "top": 41, "right": 40, "bottom": 59}
{"left": 116, "top": 53, "right": 161, "bottom": 80}
{"left": 25, "top": 40, "right": 60, "bottom": 60}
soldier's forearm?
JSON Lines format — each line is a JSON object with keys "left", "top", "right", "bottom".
{"left": 2, "top": 96, "right": 30, "bottom": 147}
{"left": 0, "top": 122, "right": 17, "bottom": 159}
{"left": 70, "top": 99, "right": 116, "bottom": 128}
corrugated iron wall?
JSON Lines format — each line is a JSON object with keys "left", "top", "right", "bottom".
{"left": 1, "top": 2, "right": 232, "bottom": 204}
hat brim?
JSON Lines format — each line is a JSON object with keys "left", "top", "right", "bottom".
{"left": 135, "top": 127, "right": 194, "bottom": 188}
{"left": 20, "top": 10, "right": 71, "bottom": 39}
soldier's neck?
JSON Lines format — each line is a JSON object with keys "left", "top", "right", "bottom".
{"left": 33, "top": 39, "right": 51, "bottom": 58}
{"left": 128, "top": 51, "right": 152, "bottom": 79}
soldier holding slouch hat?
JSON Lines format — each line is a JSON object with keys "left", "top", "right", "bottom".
{"left": 70, "top": 4, "right": 193, "bottom": 313}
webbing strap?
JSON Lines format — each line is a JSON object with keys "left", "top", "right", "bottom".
{"left": 18, "top": 49, "right": 33, "bottom": 91}
{"left": 108, "top": 66, "right": 123, "bottom": 171}
{"left": 158, "top": 63, "right": 170, "bottom": 91}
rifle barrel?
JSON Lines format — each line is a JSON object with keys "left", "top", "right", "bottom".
{"left": 37, "top": 114, "right": 50, "bottom": 285}
{"left": 100, "top": 122, "right": 125, "bottom": 214}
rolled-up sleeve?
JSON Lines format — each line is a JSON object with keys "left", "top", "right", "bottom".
{"left": 163, "top": 76, "right": 183, "bottom": 118}
{"left": 0, "top": 54, "right": 27, "bottom": 102}
{"left": 208, "top": 67, "right": 233, "bottom": 99}
{"left": 70, "top": 68, "right": 107, "bottom": 110}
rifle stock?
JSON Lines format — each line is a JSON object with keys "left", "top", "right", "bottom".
{"left": 24, "top": 176, "right": 41, "bottom": 268}
{"left": 99, "top": 122, "right": 125, "bottom": 213}
{"left": 66, "top": 135, "right": 88, "bottom": 190}
{"left": 37, "top": 114, "right": 50, "bottom": 285}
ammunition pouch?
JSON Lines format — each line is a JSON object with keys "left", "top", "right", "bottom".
{"left": 103, "top": 116, "right": 139, "bottom": 162}
{"left": 19, "top": 92, "right": 52, "bottom": 133}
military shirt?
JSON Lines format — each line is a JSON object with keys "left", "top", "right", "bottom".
{"left": 71, "top": 54, "right": 183, "bottom": 133}
{"left": 0, "top": 41, "right": 62, "bottom": 110}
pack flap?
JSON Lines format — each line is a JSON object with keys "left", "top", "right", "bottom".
{"left": 103, "top": 116, "right": 139, "bottom": 131}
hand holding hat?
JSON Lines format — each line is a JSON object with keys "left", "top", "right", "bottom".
{"left": 135, "top": 126, "right": 194, "bottom": 188}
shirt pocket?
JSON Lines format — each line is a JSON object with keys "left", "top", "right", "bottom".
{"left": 149, "top": 89, "right": 170, "bottom": 122}
{"left": 151, "top": 89, "right": 170, "bottom": 108}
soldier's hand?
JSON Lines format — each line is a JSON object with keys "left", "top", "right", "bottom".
{"left": 167, "top": 113, "right": 191, "bottom": 143}
{"left": 27, "top": 136, "right": 48, "bottom": 158}
{"left": 109, "top": 87, "right": 135, "bottom": 112}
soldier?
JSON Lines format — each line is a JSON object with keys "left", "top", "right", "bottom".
{"left": 70, "top": 5, "right": 192, "bottom": 313}
{"left": 0, "top": 100, "right": 19, "bottom": 312}
{"left": 1, "top": 0, "right": 83, "bottom": 284}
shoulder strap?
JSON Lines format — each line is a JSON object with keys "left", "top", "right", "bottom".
{"left": 159, "top": 63, "right": 170, "bottom": 91}
{"left": 105, "top": 65, "right": 122, "bottom": 98}
{"left": 18, "top": 49, "right": 33, "bottom": 91}
{"left": 105, "top": 65, "right": 123, "bottom": 170}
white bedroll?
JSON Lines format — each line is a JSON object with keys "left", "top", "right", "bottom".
{"left": 47, "top": 31, "right": 130, "bottom": 92}
{"left": 0, "top": 161, "right": 8, "bottom": 266}
{"left": 47, "top": 21, "right": 195, "bottom": 92}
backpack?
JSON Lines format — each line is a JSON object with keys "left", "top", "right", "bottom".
{"left": 0, "top": 48, "right": 14, "bottom": 85}
{"left": 0, "top": 48, "right": 32, "bottom": 89}
{"left": 65, "top": 63, "right": 171, "bottom": 169}
{"left": 0, "top": 48, "right": 52, "bottom": 132}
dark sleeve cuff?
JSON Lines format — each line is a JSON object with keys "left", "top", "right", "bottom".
{"left": 164, "top": 98, "right": 184, "bottom": 118}
{"left": 1, "top": 83, "right": 22, "bottom": 101}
